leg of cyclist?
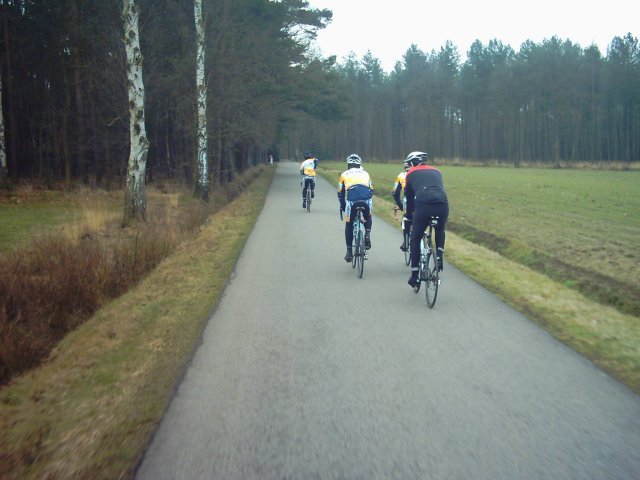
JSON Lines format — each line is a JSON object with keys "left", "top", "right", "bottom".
{"left": 363, "top": 203, "right": 372, "bottom": 249}
{"left": 344, "top": 202, "right": 354, "bottom": 262}
{"left": 432, "top": 203, "right": 449, "bottom": 271}
{"left": 408, "top": 207, "right": 431, "bottom": 287}
{"left": 302, "top": 179, "right": 307, "bottom": 209}
{"left": 310, "top": 178, "right": 315, "bottom": 198}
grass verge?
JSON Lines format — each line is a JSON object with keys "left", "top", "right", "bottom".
{"left": 0, "top": 167, "right": 276, "bottom": 479}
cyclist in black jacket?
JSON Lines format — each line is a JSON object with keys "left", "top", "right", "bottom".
{"left": 403, "top": 151, "right": 449, "bottom": 288}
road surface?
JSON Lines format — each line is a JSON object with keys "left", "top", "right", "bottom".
{"left": 136, "top": 161, "right": 640, "bottom": 479}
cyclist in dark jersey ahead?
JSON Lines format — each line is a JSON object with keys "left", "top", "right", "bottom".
{"left": 403, "top": 151, "right": 449, "bottom": 289}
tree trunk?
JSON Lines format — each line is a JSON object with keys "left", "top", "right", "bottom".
{"left": 122, "top": 0, "right": 149, "bottom": 226}
{"left": 2, "top": 7, "right": 17, "bottom": 178}
{"left": 194, "top": 0, "right": 209, "bottom": 201}
{"left": 0, "top": 74, "right": 7, "bottom": 180}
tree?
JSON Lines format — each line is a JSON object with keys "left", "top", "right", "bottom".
{"left": 122, "top": 0, "right": 149, "bottom": 225}
{"left": 0, "top": 73, "right": 6, "bottom": 180}
{"left": 194, "top": 0, "right": 208, "bottom": 201}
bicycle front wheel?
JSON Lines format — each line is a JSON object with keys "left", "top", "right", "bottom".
{"left": 404, "top": 231, "right": 411, "bottom": 265}
{"left": 425, "top": 250, "right": 439, "bottom": 308}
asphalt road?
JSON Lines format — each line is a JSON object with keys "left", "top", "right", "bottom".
{"left": 136, "top": 161, "right": 640, "bottom": 480}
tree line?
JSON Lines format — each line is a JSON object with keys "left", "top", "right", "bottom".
{"left": 0, "top": 0, "right": 335, "bottom": 191}
{"left": 1, "top": 1, "right": 638, "bottom": 199}
{"left": 289, "top": 34, "right": 640, "bottom": 165}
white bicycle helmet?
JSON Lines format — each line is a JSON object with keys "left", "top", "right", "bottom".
{"left": 404, "top": 151, "right": 428, "bottom": 169}
{"left": 346, "top": 153, "right": 362, "bottom": 166}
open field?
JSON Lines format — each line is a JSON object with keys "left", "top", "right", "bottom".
{"left": 0, "top": 191, "right": 79, "bottom": 252}
{"left": 320, "top": 161, "right": 640, "bottom": 316}
{"left": 319, "top": 162, "right": 640, "bottom": 392}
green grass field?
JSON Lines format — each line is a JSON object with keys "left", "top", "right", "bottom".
{"left": 320, "top": 161, "right": 640, "bottom": 316}
{"left": 0, "top": 197, "right": 76, "bottom": 252}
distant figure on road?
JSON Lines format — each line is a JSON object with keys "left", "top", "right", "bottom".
{"left": 337, "top": 153, "right": 373, "bottom": 262}
{"left": 404, "top": 151, "right": 449, "bottom": 288}
{"left": 391, "top": 161, "right": 410, "bottom": 252}
{"left": 300, "top": 151, "right": 318, "bottom": 209}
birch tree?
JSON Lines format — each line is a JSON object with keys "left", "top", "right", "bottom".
{"left": 122, "top": 0, "right": 149, "bottom": 225}
{"left": 194, "top": 0, "right": 208, "bottom": 201}
{"left": 0, "top": 74, "right": 6, "bottom": 179}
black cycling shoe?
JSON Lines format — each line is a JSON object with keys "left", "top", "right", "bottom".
{"left": 437, "top": 254, "right": 444, "bottom": 271}
{"left": 408, "top": 275, "right": 419, "bottom": 288}
{"left": 344, "top": 249, "right": 353, "bottom": 262}
{"left": 302, "top": 200, "right": 306, "bottom": 209}
{"left": 400, "top": 243, "right": 408, "bottom": 252}
{"left": 311, "top": 191, "right": 315, "bottom": 198}
{"left": 365, "top": 231, "right": 371, "bottom": 250}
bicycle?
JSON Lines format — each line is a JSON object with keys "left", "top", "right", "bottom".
{"left": 413, "top": 216, "right": 440, "bottom": 308}
{"left": 303, "top": 178, "right": 313, "bottom": 213}
{"left": 394, "top": 207, "right": 411, "bottom": 265}
{"left": 351, "top": 205, "right": 368, "bottom": 278}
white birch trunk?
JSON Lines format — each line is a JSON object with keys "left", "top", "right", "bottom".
{"left": 122, "top": 0, "right": 149, "bottom": 225}
{"left": 0, "top": 74, "right": 7, "bottom": 178}
{"left": 194, "top": 0, "right": 209, "bottom": 201}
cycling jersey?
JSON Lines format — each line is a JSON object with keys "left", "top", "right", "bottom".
{"left": 404, "top": 164, "right": 448, "bottom": 216}
{"left": 391, "top": 171, "right": 406, "bottom": 210}
{"left": 337, "top": 167, "right": 373, "bottom": 223}
{"left": 337, "top": 167, "right": 373, "bottom": 204}
{"left": 300, "top": 158, "right": 317, "bottom": 178}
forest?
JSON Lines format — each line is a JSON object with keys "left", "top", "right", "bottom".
{"left": 1, "top": 0, "right": 639, "bottom": 191}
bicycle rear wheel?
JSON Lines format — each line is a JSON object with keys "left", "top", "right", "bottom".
{"left": 351, "top": 220, "right": 358, "bottom": 268}
{"left": 404, "top": 231, "right": 411, "bottom": 265}
{"left": 306, "top": 188, "right": 311, "bottom": 213}
{"left": 356, "top": 224, "right": 365, "bottom": 278}
{"left": 425, "top": 250, "right": 439, "bottom": 308}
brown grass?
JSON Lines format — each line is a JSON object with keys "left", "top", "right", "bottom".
{"left": 0, "top": 165, "right": 276, "bottom": 480}
{"left": 0, "top": 169, "right": 264, "bottom": 386}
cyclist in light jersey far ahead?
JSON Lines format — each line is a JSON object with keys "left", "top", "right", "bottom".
{"left": 391, "top": 162, "right": 410, "bottom": 252}
{"left": 300, "top": 151, "right": 318, "bottom": 209}
{"left": 337, "top": 153, "right": 373, "bottom": 262}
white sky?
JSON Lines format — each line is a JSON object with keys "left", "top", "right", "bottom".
{"left": 308, "top": 0, "right": 639, "bottom": 71}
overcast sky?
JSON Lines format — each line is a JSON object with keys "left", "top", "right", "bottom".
{"left": 308, "top": 0, "right": 639, "bottom": 71}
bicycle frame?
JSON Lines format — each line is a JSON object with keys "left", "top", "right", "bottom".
{"left": 351, "top": 206, "right": 367, "bottom": 278}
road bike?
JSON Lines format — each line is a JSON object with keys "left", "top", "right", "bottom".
{"left": 413, "top": 216, "right": 440, "bottom": 308}
{"left": 303, "top": 179, "right": 313, "bottom": 213}
{"left": 351, "top": 205, "right": 368, "bottom": 278}
{"left": 394, "top": 206, "right": 411, "bottom": 265}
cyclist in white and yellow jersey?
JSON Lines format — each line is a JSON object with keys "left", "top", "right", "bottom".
{"left": 337, "top": 153, "right": 373, "bottom": 262}
{"left": 391, "top": 163, "right": 410, "bottom": 252}
{"left": 299, "top": 151, "right": 317, "bottom": 209}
